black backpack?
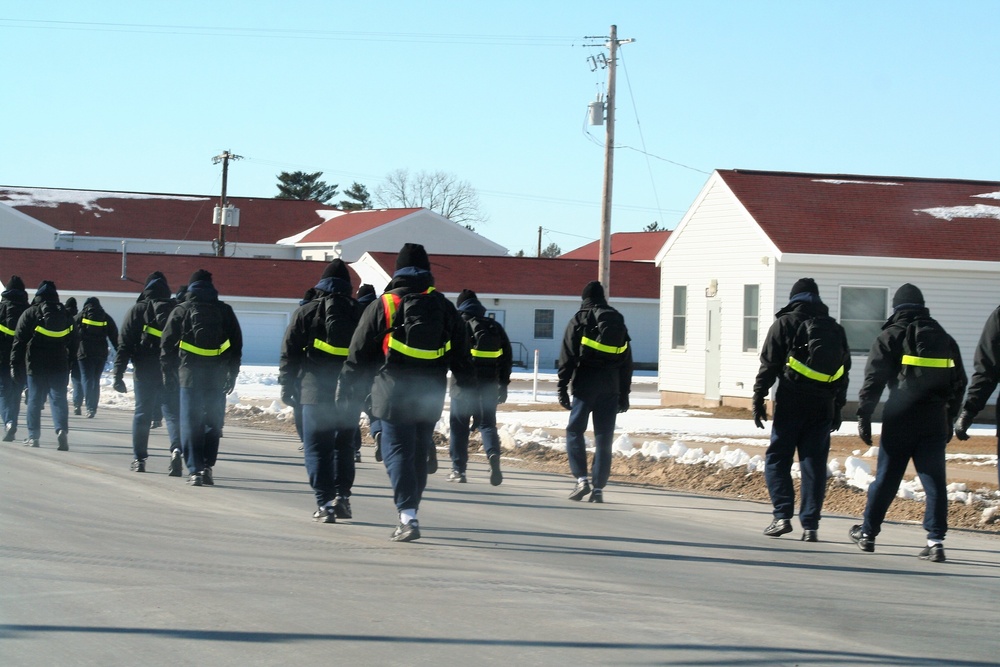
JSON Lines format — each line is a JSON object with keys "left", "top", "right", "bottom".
{"left": 382, "top": 290, "right": 450, "bottom": 368}
{"left": 309, "top": 293, "right": 358, "bottom": 360}
{"left": 31, "top": 301, "right": 74, "bottom": 353}
{"left": 140, "top": 299, "right": 176, "bottom": 354}
{"left": 786, "top": 315, "right": 846, "bottom": 384}
{"left": 468, "top": 316, "right": 504, "bottom": 368}
{"left": 898, "top": 317, "right": 955, "bottom": 397}
{"left": 79, "top": 308, "right": 110, "bottom": 344}
{"left": 180, "top": 301, "right": 229, "bottom": 357}
{"left": 579, "top": 305, "right": 629, "bottom": 367}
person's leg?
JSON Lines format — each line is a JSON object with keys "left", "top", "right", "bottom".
{"left": 202, "top": 386, "right": 226, "bottom": 470}
{"left": 862, "top": 435, "right": 913, "bottom": 537}
{"left": 381, "top": 420, "right": 419, "bottom": 513}
{"left": 590, "top": 395, "right": 618, "bottom": 490}
{"left": 912, "top": 436, "right": 949, "bottom": 542}
{"left": 160, "top": 379, "right": 182, "bottom": 454}
{"left": 448, "top": 400, "right": 472, "bottom": 474}
{"left": 302, "top": 403, "right": 337, "bottom": 507}
{"left": 48, "top": 373, "right": 69, "bottom": 435}
{"left": 80, "top": 358, "right": 101, "bottom": 415}
{"left": 25, "top": 374, "right": 44, "bottom": 441}
{"left": 131, "top": 369, "right": 154, "bottom": 460}
{"left": 333, "top": 421, "right": 357, "bottom": 499}
{"left": 565, "top": 396, "right": 594, "bottom": 480}
{"left": 797, "top": 417, "right": 832, "bottom": 531}
{"left": 179, "top": 385, "right": 204, "bottom": 475}
{"left": 71, "top": 363, "right": 83, "bottom": 412}
{"left": 478, "top": 383, "right": 501, "bottom": 459}
{"left": 764, "top": 412, "right": 800, "bottom": 520}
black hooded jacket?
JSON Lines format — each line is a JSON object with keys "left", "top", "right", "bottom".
{"left": 75, "top": 297, "right": 119, "bottom": 361}
{"left": 0, "top": 284, "right": 29, "bottom": 372}
{"left": 753, "top": 294, "right": 851, "bottom": 411}
{"left": 160, "top": 280, "right": 242, "bottom": 389}
{"left": 113, "top": 274, "right": 176, "bottom": 378}
{"left": 556, "top": 283, "right": 633, "bottom": 400}
{"left": 960, "top": 305, "right": 1000, "bottom": 433}
{"left": 11, "top": 281, "right": 75, "bottom": 377}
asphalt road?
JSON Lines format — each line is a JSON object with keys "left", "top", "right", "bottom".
{"left": 2, "top": 408, "right": 999, "bottom": 666}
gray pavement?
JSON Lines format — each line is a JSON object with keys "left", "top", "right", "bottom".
{"left": 2, "top": 407, "right": 999, "bottom": 666}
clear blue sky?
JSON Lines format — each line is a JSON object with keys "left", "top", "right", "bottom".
{"left": 3, "top": 1, "right": 999, "bottom": 256}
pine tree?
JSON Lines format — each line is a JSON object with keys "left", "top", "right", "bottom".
{"left": 275, "top": 171, "right": 338, "bottom": 203}
{"left": 338, "top": 182, "right": 373, "bottom": 211}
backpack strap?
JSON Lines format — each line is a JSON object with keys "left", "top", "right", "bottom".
{"left": 380, "top": 289, "right": 451, "bottom": 360}
{"left": 786, "top": 356, "right": 844, "bottom": 383}
{"left": 180, "top": 339, "right": 231, "bottom": 357}
{"left": 81, "top": 317, "right": 107, "bottom": 327}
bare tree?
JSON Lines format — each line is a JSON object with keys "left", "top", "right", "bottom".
{"left": 374, "top": 168, "right": 487, "bottom": 229}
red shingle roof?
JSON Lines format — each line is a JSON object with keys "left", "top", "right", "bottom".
{"left": 717, "top": 170, "right": 1000, "bottom": 261}
{"left": 559, "top": 231, "right": 671, "bottom": 261}
{"left": 0, "top": 186, "right": 341, "bottom": 245}
{"left": 296, "top": 208, "right": 423, "bottom": 243}
{"left": 365, "top": 252, "right": 658, "bottom": 299}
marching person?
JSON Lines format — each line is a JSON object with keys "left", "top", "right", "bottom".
{"left": 351, "top": 283, "right": 378, "bottom": 463}
{"left": 851, "top": 283, "right": 966, "bottom": 562}
{"left": 1, "top": 275, "right": 29, "bottom": 442}
{"left": 337, "top": 243, "right": 474, "bottom": 541}
{"left": 74, "top": 297, "right": 118, "bottom": 419}
{"left": 10, "top": 280, "right": 74, "bottom": 450}
{"left": 161, "top": 269, "right": 242, "bottom": 487}
{"left": 447, "top": 288, "right": 512, "bottom": 486}
{"left": 556, "top": 280, "right": 633, "bottom": 504}
{"left": 113, "top": 272, "right": 182, "bottom": 474}
{"left": 64, "top": 296, "right": 84, "bottom": 416}
{"left": 954, "top": 304, "right": 1000, "bottom": 490}
{"left": 279, "top": 260, "right": 363, "bottom": 523}
{"left": 753, "top": 278, "right": 851, "bottom": 542}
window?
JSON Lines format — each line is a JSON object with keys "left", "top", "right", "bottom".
{"left": 533, "top": 309, "right": 554, "bottom": 339}
{"left": 672, "top": 286, "right": 687, "bottom": 349}
{"left": 840, "top": 286, "right": 888, "bottom": 353}
{"left": 743, "top": 284, "right": 760, "bottom": 352}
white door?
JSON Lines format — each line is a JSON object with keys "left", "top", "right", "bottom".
{"left": 704, "top": 300, "right": 721, "bottom": 401}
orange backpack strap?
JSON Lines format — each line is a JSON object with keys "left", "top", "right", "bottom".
{"left": 381, "top": 293, "right": 401, "bottom": 355}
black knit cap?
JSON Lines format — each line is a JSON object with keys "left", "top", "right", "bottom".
{"left": 63, "top": 295, "right": 75, "bottom": 309}
{"left": 145, "top": 271, "right": 167, "bottom": 286}
{"left": 189, "top": 269, "right": 212, "bottom": 285}
{"left": 395, "top": 243, "right": 431, "bottom": 271}
{"left": 789, "top": 278, "right": 819, "bottom": 299}
{"left": 892, "top": 283, "right": 925, "bottom": 309}
{"left": 457, "top": 289, "right": 477, "bottom": 307}
{"left": 7, "top": 275, "right": 24, "bottom": 291}
{"left": 581, "top": 280, "right": 605, "bottom": 302}
{"left": 321, "top": 259, "right": 350, "bottom": 281}
{"left": 356, "top": 284, "right": 375, "bottom": 300}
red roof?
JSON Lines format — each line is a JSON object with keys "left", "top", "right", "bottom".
{"left": 559, "top": 231, "right": 671, "bottom": 261}
{"left": 717, "top": 170, "right": 1000, "bottom": 261}
{"left": 0, "top": 186, "right": 341, "bottom": 245}
{"left": 296, "top": 208, "right": 423, "bottom": 243}
{"left": 365, "top": 252, "right": 658, "bottom": 299}
{"left": 0, "top": 248, "right": 359, "bottom": 300}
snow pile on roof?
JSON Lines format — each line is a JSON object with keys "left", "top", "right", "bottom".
{"left": 917, "top": 204, "right": 1000, "bottom": 221}
{"left": 0, "top": 187, "right": 209, "bottom": 210}
{"left": 812, "top": 179, "right": 902, "bottom": 186}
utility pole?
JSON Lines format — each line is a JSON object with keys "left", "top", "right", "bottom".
{"left": 537, "top": 226, "right": 542, "bottom": 257}
{"left": 212, "top": 150, "right": 242, "bottom": 257}
{"left": 587, "top": 25, "right": 634, "bottom": 296}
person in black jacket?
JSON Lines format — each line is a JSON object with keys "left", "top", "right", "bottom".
{"left": 64, "top": 296, "right": 84, "bottom": 415}
{"left": 161, "top": 269, "right": 242, "bottom": 487}
{"left": 850, "top": 283, "right": 967, "bottom": 563}
{"left": 351, "top": 283, "right": 378, "bottom": 463}
{"left": 279, "top": 260, "right": 363, "bottom": 523}
{"left": 113, "top": 272, "right": 182, "bottom": 474}
{"left": 1, "top": 275, "right": 29, "bottom": 442}
{"left": 11, "top": 281, "right": 74, "bottom": 450}
{"left": 74, "top": 297, "right": 118, "bottom": 419}
{"left": 337, "top": 243, "right": 474, "bottom": 541}
{"left": 447, "top": 289, "right": 512, "bottom": 486}
{"left": 753, "top": 278, "right": 851, "bottom": 542}
{"left": 556, "top": 280, "right": 633, "bottom": 504}
{"left": 954, "top": 306, "right": 1000, "bottom": 490}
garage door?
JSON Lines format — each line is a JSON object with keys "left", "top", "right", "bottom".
{"left": 236, "top": 311, "right": 289, "bottom": 365}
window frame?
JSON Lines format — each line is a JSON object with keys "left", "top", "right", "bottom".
{"left": 671, "top": 285, "right": 687, "bottom": 349}
{"left": 743, "top": 284, "right": 760, "bottom": 352}
{"left": 533, "top": 308, "right": 554, "bottom": 340}
{"left": 839, "top": 285, "right": 889, "bottom": 354}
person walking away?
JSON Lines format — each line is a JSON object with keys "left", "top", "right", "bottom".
{"left": 752, "top": 278, "right": 851, "bottom": 542}
{"left": 350, "top": 283, "right": 378, "bottom": 463}
{"left": 279, "top": 260, "right": 363, "bottom": 523}
{"left": 161, "top": 269, "right": 242, "bottom": 487}
{"left": 556, "top": 280, "right": 633, "bottom": 504}
{"left": 1, "top": 275, "right": 29, "bottom": 442}
{"left": 10, "top": 281, "right": 74, "bottom": 450}
{"left": 337, "top": 243, "right": 474, "bottom": 541}
{"left": 953, "top": 303, "right": 1000, "bottom": 490}
{"left": 64, "top": 296, "right": 84, "bottom": 415}
{"left": 74, "top": 297, "right": 118, "bottom": 419}
{"left": 447, "top": 289, "right": 512, "bottom": 486}
{"left": 112, "top": 272, "right": 182, "bottom": 474}
{"left": 851, "top": 283, "right": 966, "bottom": 562}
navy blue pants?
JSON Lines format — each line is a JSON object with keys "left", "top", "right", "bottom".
{"left": 764, "top": 405, "right": 831, "bottom": 530}
{"left": 380, "top": 420, "right": 433, "bottom": 512}
{"left": 131, "top": 362, "right": 180, "bottom": 460}
{"left": 0, "top": 367, "right": 23, "bottom": 433}
{"left": 26, "top": 371, "right": 69, "bottom": 441}
{"left": 449, "top": 383, "right": 500, "bottom": 473}
{"left": 863, "top": 429, "right": 948, "bottom": 541}
{"left": 301, "top": 403, "right": 357, "bottom": 506}
{"left": 78, "top": 357, "right": 106, "bottom": 415}
{"left": 565, "top": 393, "right": 618, "bottom": 490}
{"left": 179, "top": 383, "right": 225, "bottom": 475}
{"left": 70, "top": 364, "right": 83, "bottom": 410}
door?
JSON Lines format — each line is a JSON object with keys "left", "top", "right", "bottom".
{"left": 704, "top": 300, "right": 721, "bottom": 402}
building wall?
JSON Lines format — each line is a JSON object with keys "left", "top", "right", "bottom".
{"left": 337, "top": 216, "right": 508, "bottom": 262}
{"left": 55, "top": 235, "right": 299, "bottom": 260}
{"left": 0, "top": 204, "right": 59, "bottom": 248}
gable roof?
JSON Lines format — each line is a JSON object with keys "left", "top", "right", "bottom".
{"left": 0, "top": 248, "right": 359, "bottom": 300}
{"left": 715, "top": 169, "right": 1000, "bottom": 261}
{"left": 559, "top": 231, "right": 671, "bottom": 262}
{"left": 289, "top": 208, "right": 423, "bottom": 243}
{"left": 0, "top": 186, "right": 342, "bottom": 246}
{"left": 361, "top": 252, "right": 658, "bottom": 299}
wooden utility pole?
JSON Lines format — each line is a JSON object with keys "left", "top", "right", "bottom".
{"left": 537, "top": 226, "right": 542, "bottom": 257}
{"left": 212, "top": 150, "right": 242, "bottom": 257}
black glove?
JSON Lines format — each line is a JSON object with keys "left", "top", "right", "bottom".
{"left": 558, "top": 387, "right": 571, "bottom": 411}
{"left": 223, "top": 371, "right": 238, "bottom": 396}
{"left": 831, "top": 410, "right": 842, "bottom": 433}
{"left": 280, "top": 385, "right": 298, "bottom": 407}
{"left": 752, "top": 396, "right": 767, "bottom": 429}
{"left": 497, "top": 385, "right": 508, "bottom": 405}
{"left": 618, "top": 394, "right": 629, "bottom": 413}
{"left": 858, "top": 415, "right": 873, "bottom": 446}
{"left": 954, "top": 410, "right": 973, "bottom": 441}
{"left": 113, "top": 376, "right": 127, "bottom": 393}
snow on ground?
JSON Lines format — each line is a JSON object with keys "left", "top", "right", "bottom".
{"left": 101, "top": 366, "right": 1000, "bottom": 508}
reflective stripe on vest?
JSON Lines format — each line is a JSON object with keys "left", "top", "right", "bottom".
{"left": 471, "top": 347, "right": 503, "bottom": 359}
{"left": 35, "top": 324, "right": 72, "bottom": 339}
{"left": 312, "top": 338, "right": 349, "bottom": 357}
{"left": 143, "top": 324, "right": 163, "bottom": 338}
{"left": 901, "top": 354, "right": 955, "bottom": 369}
{"left": 81, "top": 318, "right": 107, "bottom": 327}
{"left": 580, "top": 335, "right": 628, "bottom": 356}
{"left": 381, "top": 290, "right": 451, "bottom": 360}
{"left": 179, "top": 338, "right": 231, "bottom": 356}
{"left": 787, "top": 357, "right": 844, "bottom": 383}
{"left": 0, "top": 324, "right": 14, "bottom": 336}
